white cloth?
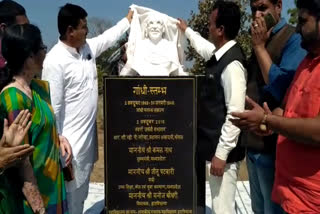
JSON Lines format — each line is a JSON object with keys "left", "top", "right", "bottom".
{"left": 206, "top": 161, "right": 240, "bottom": 214}
{"left": 185, "top": 27, "right": 247, "bottom": 161}
{"left": 120, "top": 4, "right": 187, "bottom": 76}
{"left": 42, "top": 18, "right": 130, "bottom": 191}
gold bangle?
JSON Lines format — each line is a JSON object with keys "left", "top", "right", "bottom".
{"left": 261, "top": 113, "right": 268, "bottom": 124}
{"left": 260, "top": 113, "right": 268, "bottom": 131}
{"left": 35, "top": 208, "right": 46, "bottom": 214}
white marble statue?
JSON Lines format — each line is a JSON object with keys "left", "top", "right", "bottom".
{"left": 120, "top": 7, "right": 187, "bottom": 76}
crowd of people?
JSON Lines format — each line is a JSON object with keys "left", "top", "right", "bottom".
{"left": 0, "top": 0, "right": 319, "bottom": 213}
{"left": 176, "top": 0, "right": 319, "bottom": 213}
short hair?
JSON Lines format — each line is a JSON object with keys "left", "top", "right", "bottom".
{"left": 2, "top": 24, "right": 42, "bottom": 77}
{"left": 212, "top": 0, "right": 241, "bottom": 40}
{"left": 0, "top": 0, "right": 26, "bottom": 26}
{"left": 297, "top": 0, "right": 320, "bottom": 20}
{"left": 58, "top": 3, "right": 87, "bottom": 38}
{"left": 250, "top": 0, "right": 278, "bottom": 4}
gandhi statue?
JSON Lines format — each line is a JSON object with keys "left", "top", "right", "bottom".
{"left": 120, "top": 12, "right": 187, "bottom": 76}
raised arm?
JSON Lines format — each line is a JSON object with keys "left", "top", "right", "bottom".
{"left": 177, "top": 18, "right": 216, "bottom": 61}
{"left": 251, "top": 17, "right": 306, "bottom": 101}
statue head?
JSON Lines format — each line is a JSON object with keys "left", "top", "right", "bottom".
{"left": 144, "top": 13, "right": 165, "bottom": 44}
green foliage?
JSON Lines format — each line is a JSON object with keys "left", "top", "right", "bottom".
{"left": 187, "top": 0, "right": 252, "bottom": 74}
{"left": 87, "top": 17, "right": 113, "bottom": 38}
{"left": 96, "top": 36, "right": 127, "bottom": 94}
{"left": 96, "top": 47, "right": 118, "bottom": 94}
{"left": 87, "top": 17, "right": 127, "bottom": 94}
{"left": 288, "top": 0, "right": 298, "bottom": 25}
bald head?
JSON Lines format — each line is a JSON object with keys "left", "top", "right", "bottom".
{"left": 144, "top": 13, "right": 165, "bottom": 44}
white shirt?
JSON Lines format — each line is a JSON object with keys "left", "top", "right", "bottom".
{"left": 42, "top": 18, "right": 130, "bottom": 191}
{"left": 185, "top": 27, "right": 247, "bottom": 161}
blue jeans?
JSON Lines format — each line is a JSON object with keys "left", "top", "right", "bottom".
{"left": 246, "top": 151, "right": 284, "bottom": 214}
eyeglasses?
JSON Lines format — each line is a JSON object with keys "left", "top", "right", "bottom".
{"left": 40, "top": 44, "right": 47, "bottom": 52}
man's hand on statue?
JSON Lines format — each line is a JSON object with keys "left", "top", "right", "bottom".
{"left": 177, "top": 18, "right": 187, "bottom": 32}
{"left": 126, "top": 10, "right": 134, "bottom": 23}
{"left": 210, "top": 156, "right": 226, "bottom": 177}
{"left": 251, "top": 16, "right": 271, "bottom": 49}
{"left": 230, "top": 96, "right": 266, "bottom": 131}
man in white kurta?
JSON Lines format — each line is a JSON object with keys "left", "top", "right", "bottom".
{"left": 42, "top": 3, "right": 132, "bottom": 214}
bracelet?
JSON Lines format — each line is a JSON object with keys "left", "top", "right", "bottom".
{"left": 35, "top": 207, "right": 46, "bottom": 214}
{"left": 259, "top": 113, "right": 268, "bottom": 131}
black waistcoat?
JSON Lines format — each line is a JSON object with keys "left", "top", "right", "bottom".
{"left": 197, "top": 43, "right": 246, "bottom": 163}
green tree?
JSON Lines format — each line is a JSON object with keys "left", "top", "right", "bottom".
{"left": 187, "top": 0, "right": 251, "bottom": 74}
{"left": 288, "top": 0, "right": 298, "bottom": 25}
{"left": 95, "top": 35, "right": 127, "bottom": 94}
{"left": 87, "top": 17, "right": 127, "bottom": 94}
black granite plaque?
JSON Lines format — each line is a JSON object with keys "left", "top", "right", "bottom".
{"left": 104, "top": 77, "right": 196, "bottom": 214}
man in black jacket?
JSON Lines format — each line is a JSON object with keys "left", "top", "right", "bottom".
{"left": 177, "top": 1, "right": 246, "bottom": 213}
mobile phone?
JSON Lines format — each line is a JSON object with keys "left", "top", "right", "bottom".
{"left": 63, "top": 163, "right": 74, "bottom": 181}
{"left": 264, "top": 13, "right": 276, "bottom": 30}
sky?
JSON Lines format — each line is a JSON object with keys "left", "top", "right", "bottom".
{"left": 15, "top": 0, "right": 296, "bottom": 47}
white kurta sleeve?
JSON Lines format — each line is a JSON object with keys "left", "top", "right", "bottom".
{"left": 185, "top": 27, "right": 216, "bottom": 61}
{"left": 87, "top": 18, "right": 130, "bottom": 58}
{"left": 215, "top": 61, "right": 247, "bottom": 161}
{"left": 42, "top": 59, "right": 65, "bottom": 134}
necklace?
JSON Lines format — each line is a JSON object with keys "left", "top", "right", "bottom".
{"left": 13, "top": 78, "right": 32, "bottom": 98}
